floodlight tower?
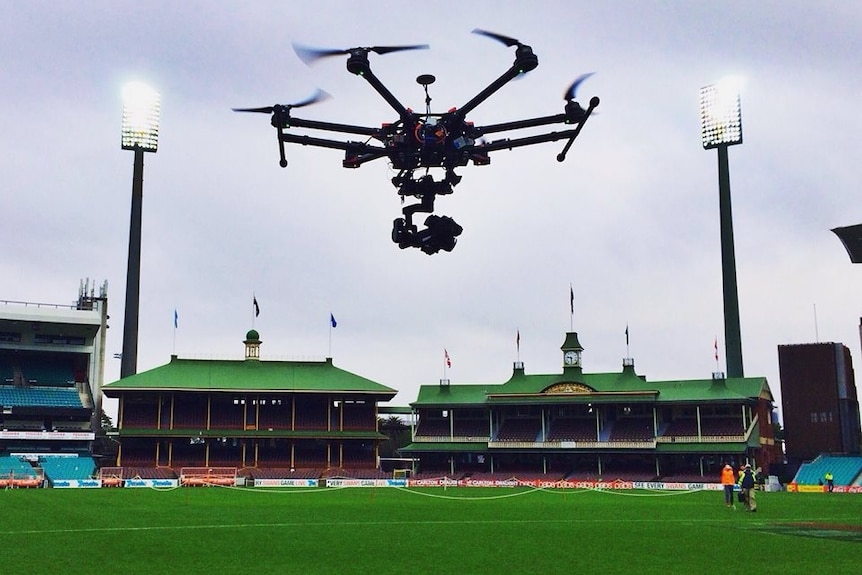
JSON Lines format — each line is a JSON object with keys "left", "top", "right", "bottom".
{"left": 700, "top": 79, "right": 744, "bottom": 378}
{"left": 120, "top": 82, "right": 160, "bottom": 378}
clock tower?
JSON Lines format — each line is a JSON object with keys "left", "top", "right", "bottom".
{"left": 561, "top": 331, "right": 584, "bottom": 371}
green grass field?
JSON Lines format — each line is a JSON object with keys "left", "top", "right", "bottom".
{"left": 2, "top": 486, "right": 860, "bottom": 575}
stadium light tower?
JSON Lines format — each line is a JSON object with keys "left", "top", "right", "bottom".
{"left": 120, "top": 82, "right": 160, "bottom": 378}
{"left": 700, "top": 78, "right": 744, "bottom": 378}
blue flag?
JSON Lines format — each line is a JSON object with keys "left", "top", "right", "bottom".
{"left": 330, "top": 313, "right": 337, "bottom": 328}
{"left": 174, "top": 309, "right": 178, "bottom": 329}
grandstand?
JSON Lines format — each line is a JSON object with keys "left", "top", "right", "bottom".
{"left": 39, "top": 455, "right": 97, "bottom": 484}
{"left": 0, "top": 455, "right": 42, "bottom": 487}
{"left": 0, "top": 281, "right": 106, "bottom": 474}
{"left": 401, "top": 331, "right": 783, "bottom": 481}
{"left": 792, "top": 454, "right": 862, "bottom": 487}
{"left": 103, "top": 329, "right": 397, "bottom": 480}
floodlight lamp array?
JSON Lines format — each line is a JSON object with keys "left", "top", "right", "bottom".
{"left": 700, "top": 83, "right": 742, "bottom": 149}
{"left": 121, "top": 82, "right": 161, "bottom": 152}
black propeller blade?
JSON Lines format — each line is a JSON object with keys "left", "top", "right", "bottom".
{"left": 232, "top": 89, "right": 332, "bottom": 114}
{"left": 293, "top": 42, "right": 429, "bottom": 65}
{"left": 564, "top": 73, "right": 595, "bottom": 101}
{"left": 471, "top": 28, "right": 524, "bottom": 47}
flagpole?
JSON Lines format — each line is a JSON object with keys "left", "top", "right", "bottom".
{"left": 328, "top": 313, "right": 337, "bottom": 358}
{"left": 714, "top": 336, "right": 720, "bottom": 372}
{"left": 625, "top": 324, "right": 630, "bottom": 358}
{"left": 516, "top": 329, "right": 520, "bottom": 363}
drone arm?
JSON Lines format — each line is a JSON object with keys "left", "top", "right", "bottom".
{"left": 279, "top": 133, "right": 370, "bottom": 150}
{"left": 478, "top": 95, "right": 598, "bottom": 159}
{"left": 556, "top": 96, "right": 599, "bottom": 161}
{"left": 480, "top": 127, "right": 586, "bottom": 153}
{"left": 288, "top": 117, "right": 380, "bottom": 137}
{"left": 455, "top": 66, "right": 523, "bottom": 120}
{"left": 473, "top": 113, "right": 568, "bottom": 136}
{"left": 352, "top": 67, "right": 414, "bottom": 124}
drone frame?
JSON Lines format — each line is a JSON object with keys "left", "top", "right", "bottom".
{"left": 235, "top": 30, "right": 600, "bottom": 254}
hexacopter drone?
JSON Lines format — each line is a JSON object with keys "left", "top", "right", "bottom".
{"left": 234, "top": 29, "right": 599, "bottom": 255}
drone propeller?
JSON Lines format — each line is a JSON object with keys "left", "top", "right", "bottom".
{"left": 564, "top": 73, "right": 595, "bottom": 101}
{"left": 471, "top": 28, "right": 524, "bottom": 48}
{"left": 293, "top": 42, "right": 429, "bottom": 65}
{"left": 232, "top": 89, "right": 332, "bottom": 114}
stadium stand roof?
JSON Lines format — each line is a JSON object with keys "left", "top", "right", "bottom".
{"left": 103, "top": 355, "right": 397, "bottom": 397}
{"left": 412, "top": 364, "right": 771, "bottom": 407}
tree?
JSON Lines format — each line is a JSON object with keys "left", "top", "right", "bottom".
{"left": 92, "top": 408, "right": 119, "bottom": 463}
{"left": 378, "top": 415, "right": 410, "bottom": 459}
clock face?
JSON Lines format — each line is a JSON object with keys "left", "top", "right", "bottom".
{"left": 564, "top": 351, "right": 577, "bottom": 365}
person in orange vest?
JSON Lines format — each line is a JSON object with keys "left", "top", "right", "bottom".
{"left": 720, "top": 463, "right": 737, "bottom": 507}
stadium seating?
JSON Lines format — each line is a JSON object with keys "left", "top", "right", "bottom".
{"left": 114, "top": 467, "right": 178, "bottom": 480}
{"left": 243, "top": 468, "right": 321, "bottom": 480}
{"left": 495, "top": 418, "right": 542, "bottom": 441}
{"left": 39, "top": 456, "right": 96, "bottom": 482}
{"left": 0, "top": 353, "right": 77, "bottom": 386}
{"left": 547, "top": 417, "right": 597, "bottom": 442}
{"left": 793, "top": 454, "right": 862, "bottom": 486}
{"left": 415, "top": 418, "right": 449, "bottom": 437}
{"left": 172, "top": 401, "right": 207, "bottom": 428}
{"left": 0, "top": 456, "right": 41, "bottom": 487}
{"left": 662, "top": 417, "right": 743, "bottom": 438}
{"left": 120, "top": 402, "right": 159, "bottom": 428}
{"left": 0, "top": 456, "right": 37, "bottom": 478}
{"left": 452, "top": 419, "right": 489, "bottom": 438}
{"left": 293, "top": 407, "right": 328, "bottom": 430}
{"left": 608, "top": 418, "right": 654, "bottom": 442}
{"left": 340, "top": 404, "right": 376, "bottom": 430}
{"left": 208, "top": 402, "right": 244, "bottom": 429}
{"left": 0, "top": 385, "right": 83, "bottom": 408}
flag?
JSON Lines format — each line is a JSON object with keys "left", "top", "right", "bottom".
{"left": 625, "top": 325, "right": 629, "bottom": 346}
{"left": 444, "top": 348, "right": 451, "bottom": 368}
{"left": 174, "top": 309, "right": 178, "bottom": 329}
{"left": 569, "top": 284, "right": 574, "bottom": 315}
{"left": 714, "top": 337, "right": 719, "bottom": 361}
{"left": 516, "top": 329, "right": 520, "bottom": 352}
{"left": 253, "top": 296, "right": 260, "bottom": 317}
{"left": 330, "top": 313, "right": 337, "bottom": 328}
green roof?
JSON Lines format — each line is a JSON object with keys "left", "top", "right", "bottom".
{"left": 103, "top": 356, "right": 397, "bottom": 397}
{"left": 411, "top": 365, "right": 771, "bottom": 407}
{"left": 399, "top": 442, "right": 486, "bottom": 453}
{"left": 655, "top": 442, "right": 749, "bottom": 453}
{"left": 113, "top": 428, "right": 385, "bottom": 440}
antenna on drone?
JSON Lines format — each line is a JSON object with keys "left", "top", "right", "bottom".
{"left": 417, "top": 74, "right": 435, "bottom": 117}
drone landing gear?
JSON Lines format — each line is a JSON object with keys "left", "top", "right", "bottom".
{"left": 391, "top": 172, "right": 463, "bottom": 255}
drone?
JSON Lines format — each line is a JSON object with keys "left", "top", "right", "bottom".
{"left": 234, "top": 29, "right": 600, "bottom": 255}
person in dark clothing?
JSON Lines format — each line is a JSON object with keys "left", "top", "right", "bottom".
{"left": 738, "top": 464, "right": 757, "bottom": 512}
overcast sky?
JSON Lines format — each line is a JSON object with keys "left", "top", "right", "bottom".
{"left": 2, "top": 1, "right": 861, "bottom": 421}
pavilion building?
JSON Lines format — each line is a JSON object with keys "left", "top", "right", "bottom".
{"left": 401, "top": 331, "right": 781, "bottom": 481}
